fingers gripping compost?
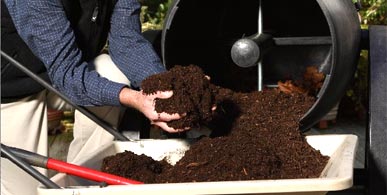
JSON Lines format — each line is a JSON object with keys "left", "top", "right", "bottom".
{"left": 141, "top": 65, "right": 218, "bottom": 131}
{"left": 119, "top": 88, "right": 186, "bottom": 132}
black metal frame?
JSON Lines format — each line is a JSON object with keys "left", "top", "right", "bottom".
{"left": 366, "top": 25, "right": 387, "bottom": 195}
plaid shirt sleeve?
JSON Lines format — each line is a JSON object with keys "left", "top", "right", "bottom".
{"left": 108, "top": 0, "right": 166, "bottom": 89}
{"left": 3, "top": 0, "right": 165, "bottom": 106}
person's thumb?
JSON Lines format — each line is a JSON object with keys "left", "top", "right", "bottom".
{"left": 157, "top": 91, "right": 173, "bottom": 99}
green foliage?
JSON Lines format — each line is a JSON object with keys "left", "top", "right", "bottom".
{"left": 358, "top": 0, "right": 387, "bottom": 25}
{"left": 140, "top": 0, "right": 172, "bottom": 30}
{"left": 345, "top": 50, "right": 369, "bottom": 115}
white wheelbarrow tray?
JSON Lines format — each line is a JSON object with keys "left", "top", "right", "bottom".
{"left": 37, "top": 134, "right": 358, "bottom": 195}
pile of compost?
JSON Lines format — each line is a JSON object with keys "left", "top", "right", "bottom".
{"left": 101, "top": 65, "right": 329, "bottom": 183}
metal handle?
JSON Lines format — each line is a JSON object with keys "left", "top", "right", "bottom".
{"left": 2, "top": 144, "right": 143, "bottom": 185}
{"left": 1, "top": 144, "right": 61, "bottom": 189}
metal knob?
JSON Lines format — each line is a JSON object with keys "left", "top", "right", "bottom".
{"left": 231, "top": 33, "right": 274, "bottom": 68}
{"left": 231, "top": 38, "right": 260, "bottom": 68}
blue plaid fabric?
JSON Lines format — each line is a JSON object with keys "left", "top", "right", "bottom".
{"left": 3, "top": 0, "right": 166, "bottom": 106}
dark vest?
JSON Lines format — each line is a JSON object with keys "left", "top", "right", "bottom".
{"left": 1, "top": 0, "right": 116, "bottom": 102}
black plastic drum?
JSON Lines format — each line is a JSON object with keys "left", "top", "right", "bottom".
{"left": 161, "top": 0, "right": 361, "bottom": 131}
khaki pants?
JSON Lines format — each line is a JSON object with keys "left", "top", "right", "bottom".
{"left": 1, "top": 90, "right": 70, "bottom": 195}
{"left": 1, "top": 54, "right": 130, "bottom": 195}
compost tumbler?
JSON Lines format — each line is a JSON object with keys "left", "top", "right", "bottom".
{"left": 161, "top": 0, "right": 361, "bottom": 131}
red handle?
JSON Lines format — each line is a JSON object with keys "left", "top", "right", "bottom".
{"left": 46, "top": 158, "right": 143, "bottom": 185}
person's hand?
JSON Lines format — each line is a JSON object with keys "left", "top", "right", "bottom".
{"left": 119, "top": 87, "right": 186, "bottom": 133}
{"left": 137, "top": 90, "right": 187, "bottom": 133}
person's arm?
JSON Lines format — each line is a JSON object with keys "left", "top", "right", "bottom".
{"left": 108, "top": 1, "right": 188, "bottom": 132}
{"left": 3, "top": 0, "right": 124, "bottom": 106}
{"left": 108, "top": 0, "right": 166, "bottom": 88}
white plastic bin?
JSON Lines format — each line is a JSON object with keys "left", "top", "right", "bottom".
{"left": 38, "top": 134, "right": 358, "bottom": 195}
